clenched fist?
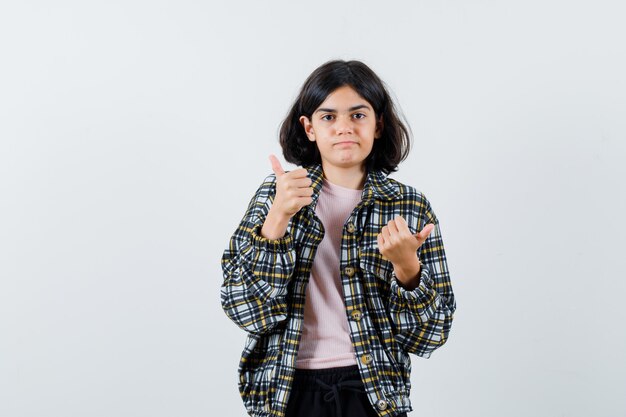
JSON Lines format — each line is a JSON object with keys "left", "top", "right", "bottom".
{"left": 260, "top": 155, "right": 314, "bottom": 240}
{"left": 377, "top": 215, "right": 435, "bottom": 289}
{"left": 269, "top": 154, "right": 314, "bottom": 217}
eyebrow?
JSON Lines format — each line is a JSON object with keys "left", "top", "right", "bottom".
{"left": 314, "top": 104, "right": 372, "bottom": 114}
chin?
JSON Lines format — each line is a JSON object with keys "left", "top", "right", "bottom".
{"left": 336, "top": 159, "right": 367, "bottom": 168}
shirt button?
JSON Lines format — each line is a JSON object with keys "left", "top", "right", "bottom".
{"left": 350, "top": 309, "right": 362, "bottom": 321}
{"left": 344, "top": 266, "right": 355, "bottom": 277}
{"left": 376, "top": 399, "right": 388, "bottom": 411}
{"left": 360, "top": 353, "right": 373, "bottom": 365}
{"left": 346, "top": 222, "right": 356, "bottom": 233}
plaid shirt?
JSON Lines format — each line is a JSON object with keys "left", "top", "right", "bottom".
{"left": 221, "top": 163, "right": 456, "bottom": 417}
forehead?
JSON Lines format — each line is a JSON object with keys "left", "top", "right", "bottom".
{"left": 318, "top": 85, "right": 373, "bottom": 110}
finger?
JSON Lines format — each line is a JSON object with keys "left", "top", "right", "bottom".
{"left": 291, "top": 186, "right": 313, "bottom": 199}
{"left": 386, "top": 219, "right": 399, "bottom": 236}
{"left": 376, "top": 233, "right": 385, "bottom": 252}
{"left": 414, "top": 223, "right": 435, "bottom": 243}
{"left": 296, "top": 196, "right": 313, "bottom": 206}
{"left": 290, "top": 177, "right": 313, "bottom": 189}
{"left": 269, "top": 154, "right": 285, "bottom": 177}
{"left": 393, "top": 215, "right": 412, "bottom": 236}
{"left": 421, "top": 223, "right": 435, "bottom": 237}
{"left": 297, "top": 187, "right": 314, "bottom": 197}
{"left": 381, "top": 225, "right": 391, "bottom": 241}
{"left": 287, "top": 167, "right": 310, "bottom": 178}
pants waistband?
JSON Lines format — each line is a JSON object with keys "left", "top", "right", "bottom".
{"left": 292, "top": 365, "right": 362, "bottom": 391}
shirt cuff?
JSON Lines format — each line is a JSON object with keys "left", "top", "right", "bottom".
{"left": 249, "top": 223, "right": 294, "bottom": 252}
{"left": 389, "top": 262, "right": 436, "bottom": 303}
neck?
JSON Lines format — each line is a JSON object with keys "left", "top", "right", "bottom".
{"left": 321, "top": 162, "right": 367, "bottom": 190}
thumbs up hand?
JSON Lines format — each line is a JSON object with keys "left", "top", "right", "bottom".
{"left": 260, "top": 155, "right": 314, "bottom": 240}
{"left": 376, "top": 215, "right": 435, "bottom": 289}
{"left": 268, "top": 154, "right": 314, "bottom": 218}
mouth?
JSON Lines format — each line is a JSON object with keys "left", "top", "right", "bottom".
{"left": 335, "top": 141, "right": 358, "bottom": 146}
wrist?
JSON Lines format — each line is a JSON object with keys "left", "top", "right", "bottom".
{"left": 393, "top": 257, "right": 422, "bottom": 290}
{"left": 261, "top": 207, "right": 291, "bottom": 240}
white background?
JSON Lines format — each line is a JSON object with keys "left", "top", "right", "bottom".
{"left": 1, "top": 1, "right": 625, "bottom": 416}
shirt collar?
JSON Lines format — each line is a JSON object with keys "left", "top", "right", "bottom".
{"left": 302, "top": 163, "right": 401, "bottom": 211}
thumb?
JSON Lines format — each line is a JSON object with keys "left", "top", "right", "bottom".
{"left": 269, "top": 154, "right": 285, "bottom": 177}
{"left": 414, "top": 223, "right": 435, "bottom": 244}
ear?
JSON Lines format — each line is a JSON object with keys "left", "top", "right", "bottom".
{"left": 299, "top": 115, "right": 316, "bottom": 141}
{"left": 374, "top": 115, "right": 384, "bottom": 139}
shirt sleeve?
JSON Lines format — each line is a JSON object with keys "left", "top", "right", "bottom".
{"left": 220, "top": 173, "right": 297, "bottom": 335}
{"left": 387, "top": 196, "right": 456, "bottom": 358}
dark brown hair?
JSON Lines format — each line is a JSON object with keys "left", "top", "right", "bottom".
{"left": 278, "top": 60, "right": 411, "bottom": 175}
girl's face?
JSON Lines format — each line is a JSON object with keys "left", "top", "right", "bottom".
{"left": 299, "top": 85, "right": 383, "bottom": 172}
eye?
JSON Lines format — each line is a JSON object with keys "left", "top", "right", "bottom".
{"left": 353, "top": 113, "right": 366, "bottom": 119}
{"left": 321, "top": 114, "right": 334, "bottom": 121}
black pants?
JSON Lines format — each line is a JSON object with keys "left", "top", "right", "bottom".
{"left": 285, "top": 365, "right": 408, "bottom": 417}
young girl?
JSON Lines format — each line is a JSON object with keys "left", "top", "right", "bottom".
{"left": 221, "top": 60, "right": 456, "bottom": 417}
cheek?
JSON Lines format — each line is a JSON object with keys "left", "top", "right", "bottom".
{"left": 357, "top": 122, "right": 377, "bottom": 135}
{"left": 311, "top": 124, "right": 329, "bottom": 136}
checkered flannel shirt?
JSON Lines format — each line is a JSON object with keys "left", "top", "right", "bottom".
{"left": 220, "top": 162, "right": 456, "bottom": 417}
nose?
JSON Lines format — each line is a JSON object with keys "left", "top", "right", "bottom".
{"left": 335, "top": 116, "right": 353, "bottom": 135}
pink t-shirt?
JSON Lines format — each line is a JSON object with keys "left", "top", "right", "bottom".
{"left": 295, "top": 177, "right": 363, "bottom": 369}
